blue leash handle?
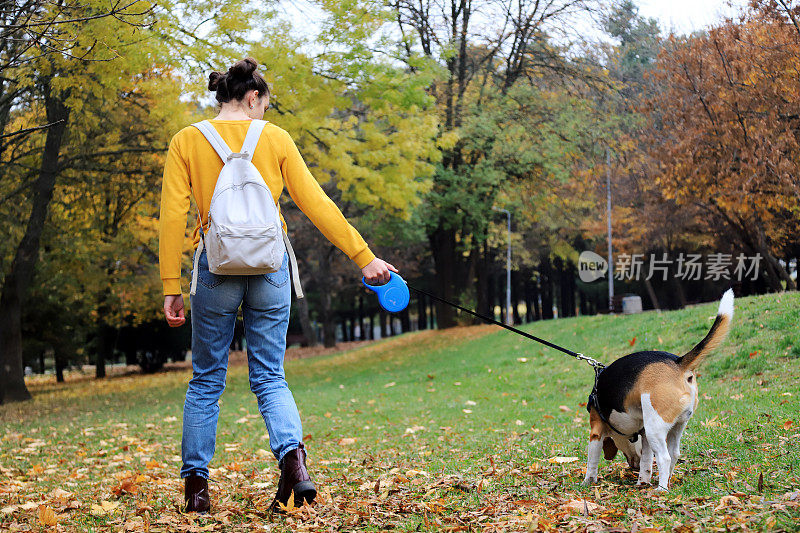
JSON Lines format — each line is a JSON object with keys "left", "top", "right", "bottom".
{"left": 361, "top": 272, "right": 410, "bottom": 313}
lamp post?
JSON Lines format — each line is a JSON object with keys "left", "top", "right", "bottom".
{"left": 493, "top": 207, "right": 512, "bottom": 325}
{"left": 606, "top": 149, "right": 614, "bottom": 312}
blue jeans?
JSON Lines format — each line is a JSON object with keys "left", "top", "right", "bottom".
{"left": 181, "top": 249, "right": 303, "bottom": 479}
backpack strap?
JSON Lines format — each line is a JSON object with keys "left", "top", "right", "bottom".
{"left": 189, "top": 211, "right": 205, "bottom": 296}
{"left": 239, "top": 120, "right": 267, "bottom": 161}
{"left": 192, "top": 120, "right": 232, "bottom": 161}
{"left": 282, "top": 228, "right": 304, "bottom": 299}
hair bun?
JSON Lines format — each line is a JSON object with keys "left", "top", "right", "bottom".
{"left": 208, "top": 71, "right": 224, "bottom": 91}
{"left": 229, "top": 57, "right": 258, "bottom": 79}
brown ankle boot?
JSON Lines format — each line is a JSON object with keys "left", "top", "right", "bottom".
{"left": 184, "top": 475, "right": 210, "bottom": 513}
{"left": 274, "top": 443, "right": 316, "bottom": 508}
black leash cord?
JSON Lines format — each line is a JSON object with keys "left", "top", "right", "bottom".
{"left": 404, "top": 283, "right": 631, "bottom": 435}
{"left": 405, "top": 282, "right": 603, "bottom": 368}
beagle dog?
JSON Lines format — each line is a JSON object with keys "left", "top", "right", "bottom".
{"left": 583, "top": 289, "right": 734, "bottom": 490}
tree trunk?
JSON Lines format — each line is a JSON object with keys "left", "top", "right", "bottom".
{"left": 524, "top": 273, "right": 533, "bottom": 322}
{"left": 429, "top": 227, "right": 458, "bottom": 328}
{"left": 486, "top": 263, "right": 496, "bottom": 321}
{"left": 358, "top": 296, "right": 366, "bottom": 340}
{"left": 474, "top": 240, "right": 490, "bottom": 323}
{"left": 643, "top": 278, "right": 660, "bottom": 311}
{"left": 670, "top": 268, "right": 687, "bottom": 308}
{"left": 758, "top": 245, "right": 795, "bottom": 291}
{"left": 318, "top": 249, "right": 337, "bottom": 348}
{"left": 579, "top": 290, "right": 590, "bottom": 316}
{"left": 380, "top": 310, "right": 390, "bottom": 338}
{"left": 416, "top": 293, "right": 427, "bottom": 330}
{"left": 54, "top": 348, "right": 65, "bottom": 383}
{"left": 0, "top": 84, "right": 69, "bottom": 404}
{"left": 556, "top": 258, "right": 572, "bottom": 318}
{"left": 511, "top": 271, "right": 521, "bottom": 325}
{"left": 296, "top": 295, "right": 318, "bottom": 347}
{"left": 530, "top": 277, "right": 542, "bottom": 321}
{"left": 347, "top": 312, "right": 355, "bottom": 342}
{"left": 540, "top": 258, "right": 554, "bottom": 320}
{"left": 400, "top": 307, "right": 411, "bottom": 333}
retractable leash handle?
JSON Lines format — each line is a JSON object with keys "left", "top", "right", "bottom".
{"left": 362, "top": 272, "right": 410, "bottom": 313}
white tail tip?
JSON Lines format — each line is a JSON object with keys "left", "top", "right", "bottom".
{"left": 718, "top": 289, "right": 734, "bottom": 317}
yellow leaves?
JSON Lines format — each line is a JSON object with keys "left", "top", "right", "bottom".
{"left": 548, "top": 456, "right": 578, "bottom": 464}
{"left": 436, "top": 130, "right": 460, "bottom": 150}
{"left": 90, "top": 500, "right": 120, "bottom": 516}
{"left": 37, "top": 504, "right": 58, "bottom": 526}
{"left": 338, "top": 437, "right": 357, "bottom": 446}
{"left": 701, "top": 416, "right": 726, "bottom": 428}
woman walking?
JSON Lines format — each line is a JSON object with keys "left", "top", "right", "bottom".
{"left": 159, "top": 58, "right": 396, "bottom": 512}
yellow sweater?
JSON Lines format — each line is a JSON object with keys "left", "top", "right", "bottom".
{"left": 158, "top": 119, "right": 375, "bottom": 295}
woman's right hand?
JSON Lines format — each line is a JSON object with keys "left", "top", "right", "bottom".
{"left": 361, "top": 258, "right": 398, "bottom": 284}
{"left": 164, "top": 295, "right": 186, "bottom": 327}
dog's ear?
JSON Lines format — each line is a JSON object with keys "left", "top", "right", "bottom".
{"left": 603, "top": 437, "right": 618, "bottom": 460}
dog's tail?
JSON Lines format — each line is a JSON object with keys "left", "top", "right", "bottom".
{"left": 677, "top": 289, "right": 734, "bottom": 371}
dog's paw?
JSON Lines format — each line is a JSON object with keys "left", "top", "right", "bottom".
{"left": 635, "top": 481, "right": 651, "bottom": 488}
{"left": 654, "top": 485, "right": 669, "bottom": 492}
{"left": 581, "top": 477, "right": 596, "bottom": 487}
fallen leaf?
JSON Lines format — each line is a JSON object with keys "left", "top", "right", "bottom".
{"left": 549, "top": 456, "right": 579, "bottom": 464}
{"left": 338, "top": 437, "right": 356, "bottom": 446}
{"left": 37, "top": 504, "right": 58, "bottom": 526}
{"left": 714, "top": 495, "right": 740, "bottom": 511}
{"left": 783, "top": 420, "right": 794, "bottom": 430}
{"left": 48, "top": 488, "right": 73, "bottom": 500}
{"left": 558, "top": 405, "right": 571, "bottom": 413}
{"left": 560, "top": 499, "right": 605, "bottom": 514}
{"left": 629, "top": 336, "right": 637, "bottom": 346}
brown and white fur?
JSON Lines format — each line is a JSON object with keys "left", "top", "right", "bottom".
{"left": 583, "top": 289, "right": 734, "bottom": 490}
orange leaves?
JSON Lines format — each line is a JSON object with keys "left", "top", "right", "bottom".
{"left": 642, "top": 9, "right": 800, "bottom": 274}
{"left": 37, "top": 504, "right": 58, "bottom": 526}
{"left": 111, "top": 473, "right": 146, "bottom": 496}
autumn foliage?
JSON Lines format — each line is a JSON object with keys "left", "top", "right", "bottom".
{"left": 641, "top": 4, "right": 800, "bottom": 291}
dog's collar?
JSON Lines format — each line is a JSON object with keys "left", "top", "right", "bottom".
{"left": 588, "top": 390, "right": 641, "bottom": 443}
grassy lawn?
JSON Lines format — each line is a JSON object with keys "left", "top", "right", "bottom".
{"left": 1, "top": 292, "right": 799, "bottom": 531}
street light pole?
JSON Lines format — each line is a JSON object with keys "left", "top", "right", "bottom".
{"left": 493, "top": 207, "right": 512, "bottom": 325}
{"left": 606, "top": 148, "right": 614, "bottom": 312}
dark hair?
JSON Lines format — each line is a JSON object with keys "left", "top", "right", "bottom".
{"left": 208, "top": 58, "right": 270, "bottom": 104}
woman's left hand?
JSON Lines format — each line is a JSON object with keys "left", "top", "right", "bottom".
{"left": 361, "top": 257, "right": 398, "bottom": 284}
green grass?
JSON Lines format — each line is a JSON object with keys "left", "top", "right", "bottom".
{"left": 1, "top": 292, "right": 799, "bottom": 531}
